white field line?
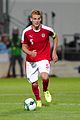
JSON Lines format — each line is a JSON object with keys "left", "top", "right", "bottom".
{"left": 0, "top": 94, "right": 31, "bottom": 96}
{"left": 0, "top": 103, "right": 80, "bottom": 106}
{"left": 0, "top": 93, "right": 80, "bottom": 96}
{"left": 0, "top": 103, "right": 22, "bottom": 105}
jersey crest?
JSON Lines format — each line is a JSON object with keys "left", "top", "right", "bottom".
{"left": 41, "top": 33, "right": 46, "bottom": 38}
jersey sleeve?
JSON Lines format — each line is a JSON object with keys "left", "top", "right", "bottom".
{"left": 49, "top": 27, "right": 56, "bottom": 40}
{"left": 21, "top": 31, "right": 28, "bottom": 44}
{"left": 52, "top": 32, "right": 56, "bottom": 39}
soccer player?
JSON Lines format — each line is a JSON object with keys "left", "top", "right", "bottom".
{"left": 21, "top": 9, "right": 58, "bottom": 107}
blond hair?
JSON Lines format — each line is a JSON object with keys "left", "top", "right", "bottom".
{"left": 31, "top": 9, "right": 42, "bottom": 17}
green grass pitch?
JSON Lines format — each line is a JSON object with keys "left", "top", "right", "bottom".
{"left": 0, "top": 77, "right": 80, "bottom": 120}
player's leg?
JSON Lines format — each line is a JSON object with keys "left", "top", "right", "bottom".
{"left": 38, "top": 60, "right": 52, "bottom": 102}
{"left": 25, "top": 61, "right": 42, "bottom": 107}
{"left": 41, "top": 72, "right": 52, "bottom": 103}
{"left": 41, "top": 72, "right": 49, "bottom": 92}
{"left": 32, "top": 81, "right": 42, "bottom": 107}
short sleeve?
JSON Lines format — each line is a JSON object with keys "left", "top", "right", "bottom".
{"left": 21, "top": 31, "right": 28, "bottom": 44}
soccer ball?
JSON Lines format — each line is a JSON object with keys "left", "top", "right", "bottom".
{"left": 24, "top": 98, "right": 36, "bottom": 111}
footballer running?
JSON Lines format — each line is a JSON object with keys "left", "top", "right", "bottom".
{"left": 21, "top": 9, "right": 58, "bottom": 107}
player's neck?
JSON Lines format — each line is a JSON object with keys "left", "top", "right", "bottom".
{"left": 32, "top": 24, "right": 41, "bottom": 31}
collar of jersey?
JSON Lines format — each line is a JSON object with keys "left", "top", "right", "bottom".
{"left": 32, "top": 24, "right": 42, "bottom": 32}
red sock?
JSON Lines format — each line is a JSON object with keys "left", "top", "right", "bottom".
{"left": 42, "top": 79, "right": 49, "bottom": 92}
{"left": 32, "top": 83, "right": 41, "bottom": 101}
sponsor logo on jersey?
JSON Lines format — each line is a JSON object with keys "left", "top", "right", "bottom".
{"left": 29, "top": 35, "right": 33, "bottom": 38}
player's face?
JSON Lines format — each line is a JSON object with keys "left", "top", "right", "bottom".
{"left": 31, "top": 14, "right": 41, "bottom": 29}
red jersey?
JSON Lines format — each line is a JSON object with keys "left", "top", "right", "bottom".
{"left": 21, "top": 24, "right": 55, "bottom": 62}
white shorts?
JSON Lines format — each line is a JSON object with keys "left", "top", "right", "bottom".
{"left": 25, "top": 60, "right": 50, "bottom": 83}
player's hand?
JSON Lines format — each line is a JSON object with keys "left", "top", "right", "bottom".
{"left": 30, "top": 50, "right": 37, "bottom": 57}
{"left": 52, "top": 51, "right": 58, "bottom": 64}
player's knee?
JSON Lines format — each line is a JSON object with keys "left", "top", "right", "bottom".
{"left": 32, "top": 81, "right": 38, "bottom": 88}
{"left": 41, "top": 72, "right": 49, "bottom": 80}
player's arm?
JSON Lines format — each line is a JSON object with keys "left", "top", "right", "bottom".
{"left": 52, "top": 32, "right": 58, "bottom": 63}
{"left": 22, "top": 44, "right": 37, "bottom": 57}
